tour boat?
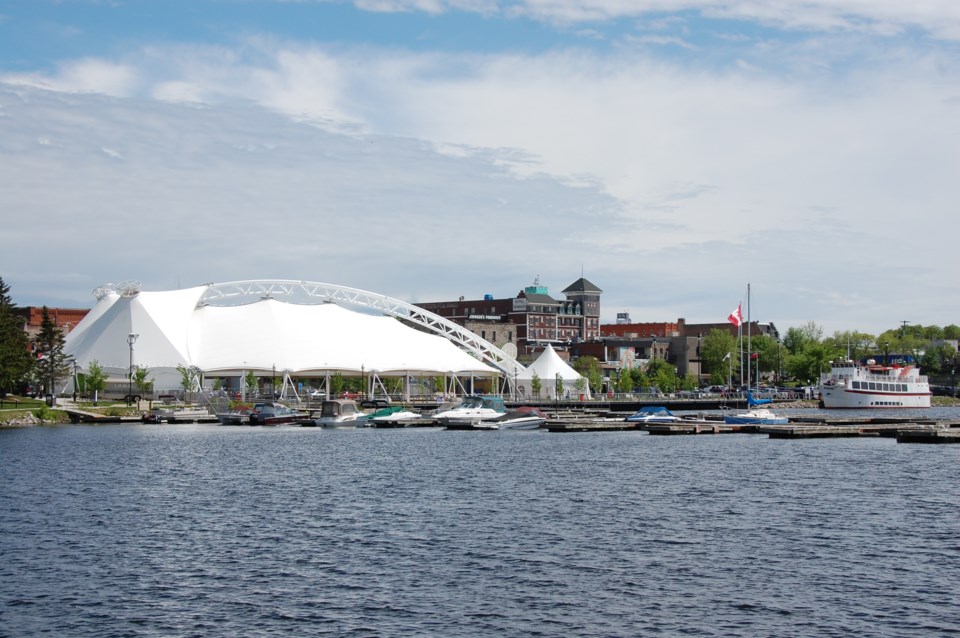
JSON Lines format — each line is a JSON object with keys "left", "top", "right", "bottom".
{"left": 818, "top": 360, "right": 931, "bottom": 409}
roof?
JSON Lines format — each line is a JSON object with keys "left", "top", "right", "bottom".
{"left": 516, "top": 344, "right": 582, "bottom": 381}
{"left": 562, "top": 277, "right": 603, "bottom": 294}
{"left": 522, "top": 293, "right": 560, "bottom": 305}
{"left": 64, "top": 288, "right": 496, "bottom": 376}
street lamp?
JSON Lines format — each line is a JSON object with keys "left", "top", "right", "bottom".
{"left": 127, "top": 333, "right": 139, "bottom": 404}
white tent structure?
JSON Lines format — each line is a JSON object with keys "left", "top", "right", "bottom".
{"left": 515, "top": 344, "right": 589, "bottom": 400}
{"left": 64, "top": 280, "right": 517, "bottom": 399}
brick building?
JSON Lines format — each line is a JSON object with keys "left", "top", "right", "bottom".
{"left": 416, "top": 277, "right": 602, "bottom": 360}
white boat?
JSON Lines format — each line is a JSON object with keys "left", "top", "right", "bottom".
{"left": 624, "top": 406, "right": 680, "bottom": 423}
{"left": 434, "top": 395, "right": 507, "bottom": 428}
{"left": 367, "top": 406, "right": 422, "bottom": 426}
{"left": 475, "top": 407, "right": 548, "bottom": 431}
{"left": 818, "top": 359, "right": 931, "bottom": 409}
{"left": 314, "top": 399, "right": 365, "bottom": 427}
{"left": 723, "top": 408, "right": 788, "bottom": 425}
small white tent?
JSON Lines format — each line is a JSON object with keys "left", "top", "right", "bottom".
{"left": 515, "top": 344, "right": 589, "bottom": 400}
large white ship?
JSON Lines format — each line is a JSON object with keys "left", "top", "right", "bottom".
{"left": 818, "top": 360, "right": 931, "bottom": 409}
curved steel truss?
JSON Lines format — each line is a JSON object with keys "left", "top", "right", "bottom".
{"left": 199, "top": 279, "right": 524, "bottom": 377}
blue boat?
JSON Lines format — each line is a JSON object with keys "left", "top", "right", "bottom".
{"left": 723, "top": 408, "right": 788, "bottom": 425}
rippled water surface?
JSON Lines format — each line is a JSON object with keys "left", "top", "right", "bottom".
{"left": 2, "top": 421, "right": 959, "bottom": 637}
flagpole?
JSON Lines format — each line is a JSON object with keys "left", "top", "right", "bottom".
{"left": 746, "top": 283, "right": 752, "bottom": 391}
{"left": 738, "top": 302, "right": 743, "bottom": 388}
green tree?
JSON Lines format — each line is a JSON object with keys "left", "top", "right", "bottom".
{"left": 574, "top": 375, "right": 588, "bottom": 398}
{"left": 700, "top": 329, "right": 737, "bottom": 384}
{"left": 943, "top": 325, "right": 960, "bottom": 340}
{"left": 86, "top": 359, "right": 108, "bottom": 405}
{"left": 554, "top": 373, "right": 564, "bottom": 399}
{"left": 573, "top": 356, "right": 603, "bottom": 396}
{"left": 628, "top": 367, "right": 650, "bottom": 392}
{"left": 244, "top": 370, "right": 258, "bottom": 396}
{"left": 35, "top": 306, "right": 69, "bottom": 405}
{"left": 531, "top": 372, "right": 542, "bottom": 398}
{"left": 0, "top": 277, "right": 34, "bottom": 396}
{"left": 616, "top": 368, "right": 634, "bottom": 393}
{"left": 330, "top": 372, "right": 346, "bottom": 397}
{"left": 133, "top": 365, "right": 152, "bottom": 401}
{"left": 646, "top": 358, "right": 677, "bottom": 393}
{"left": 176, "top": 364, "right": 199, "bottom": 401}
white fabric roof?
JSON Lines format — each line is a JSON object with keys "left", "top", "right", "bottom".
{"left": 515, "top": 344, "right": 590, "bottom": 399}
{"left": 65, "top": 288, "right": 495, "bottom": 376}
{"left": 517, "top": 344, "right": 582, "bottom": 381}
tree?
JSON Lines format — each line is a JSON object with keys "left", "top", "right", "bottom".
{"left": 35, "top": 306, "right": 69, "bottom": 404}
{"left": 646, "top": 358, "right": 677, "bottom": 393}
{"left": 574, "top": 375, "right": 588, "bottom": 398}
{"left": 628, "top": 367, "right": 650, "bottom": 392}
{"left": 531, "top": 372, "right": 542, "bottom": 398}
{"left": 554, "top": 373, "right": 564, "bottom": 399}
{"left": 176, "top": 364, "right": 199, "bottom": 401}
{"left": 86, "top": 360, "right": 108, "bottom": 405}
{"left": 0, "top": 277, "right": 34, "bottom": 396}
{"left": 700, "top": 329, "right": 738, "bottom": 384}
{"left": 330, "top": 372, "right": 346, "bottom": 397}
{"left": 573, "top": 356, "right": 603, "bottom": 396}
{"left": 244, "top": 370, "right": 258, "bottom": 396}
{"left": 133, "top": 365, "right": 152, "bottom": 401}
{"left": 616, "top": 368, "right": 634, "bottom": 393}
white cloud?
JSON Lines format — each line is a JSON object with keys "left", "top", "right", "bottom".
{"left": 3, "top": 59, "right": 139, "bottom": 96}
{"left": 415, "top": 0, "right": 960, "bottom": 40}
{"left": 2, "top": 8, "right": 959, "bottom": 334}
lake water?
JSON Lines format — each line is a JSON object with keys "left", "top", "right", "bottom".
{"left": 2, "top": 420, "right": 959, "bottom": 637}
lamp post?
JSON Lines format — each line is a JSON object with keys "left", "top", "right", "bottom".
{"left": 127, "top": 333, "right": 139, "bottom": 404}
{"left": 72, "top": 358, "right": 79, "bottom": 402}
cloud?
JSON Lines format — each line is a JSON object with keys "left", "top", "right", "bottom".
{"left": 379, "top": 0, "right": 960, "bottom": 40}
{"left": 4, "top": 58, "right": 139, "bottom": 96}
{"left": 2, "top": 5, "right": 959, "bottom": 334}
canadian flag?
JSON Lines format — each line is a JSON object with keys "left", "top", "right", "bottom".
{"left": 728, "top": 304, "right": 743, "bottom": 327}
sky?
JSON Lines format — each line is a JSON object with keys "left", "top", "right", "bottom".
{"left": 1, "top": 0, "right": 958, "bottom": 337}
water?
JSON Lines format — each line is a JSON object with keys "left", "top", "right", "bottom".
{"left": 2, "top": 422, "right": 959, "bottom": 637}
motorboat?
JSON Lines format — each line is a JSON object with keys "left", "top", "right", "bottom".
{"left": 249, "top": 402, "right": 308, "bottom": 426}
{"left": 474, "top": 407, "right": 548, "bottom": 430}
{"left": 818, "top": 359, "right": 931, "bottom": 409}
{"left": 434, "top": 395, "right": 507, "bottom": 428}
{"left": 314, "top": 399, "right": 365, "bottom": 427}
{"left": 216, "top": 409, "right": 252, "bottom": 425}
{"left": 145, "top": 395, "right": 212, "bottom": 423}
{"left": 624, "top": 406, "right": 680, "bottom": 423}
{"left": 723, "top": 408, "right": 788, "bottom": 425}
{"left": 365, "top": 406, "right": 423, "bottom": 426}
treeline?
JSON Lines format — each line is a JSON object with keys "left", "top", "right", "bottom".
{"left": 699, "top": 320, "right": 960, "bottom": 386}
{"left": 0, "top": 276, "right": 72, "bottom": 397}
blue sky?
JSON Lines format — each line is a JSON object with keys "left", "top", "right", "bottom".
{"left": 2, "top": 0, "right": 959, "bottom": 336}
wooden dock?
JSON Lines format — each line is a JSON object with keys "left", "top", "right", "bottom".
{"left": 895, "top": 429, "right": 960, "bottom": 444}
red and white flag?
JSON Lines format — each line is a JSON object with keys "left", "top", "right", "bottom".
{"left": 728, "top": 304, "right": 743, "bottom": 327}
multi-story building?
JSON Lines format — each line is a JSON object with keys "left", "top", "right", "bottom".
{"left": 14, "top": 307, "right": 89, "bottom": 347}
{"left": 416, "top": 277, "right": 602, "bottom": 359}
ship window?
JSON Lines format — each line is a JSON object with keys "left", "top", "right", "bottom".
{"left": 853, "top": 381, "right": 861, "bottom": 389}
